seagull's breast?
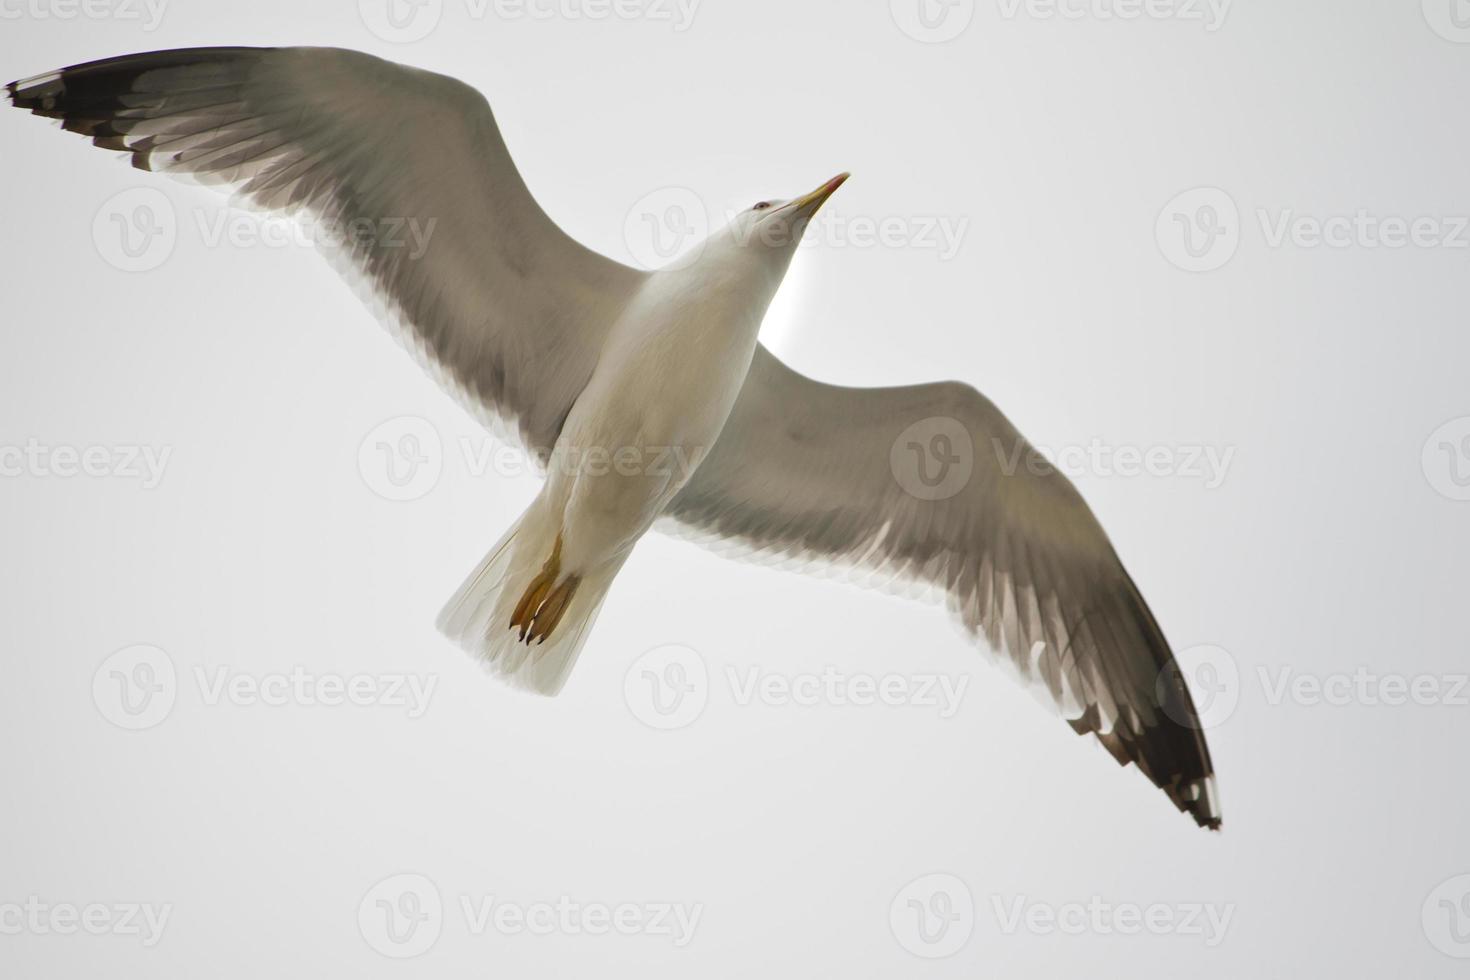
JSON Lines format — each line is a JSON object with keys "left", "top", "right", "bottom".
{"left": 570, "top": 266, "right": 773, "bottom": 458}
{"left": 546, "top": 264, "right": 773, "bottom": 568}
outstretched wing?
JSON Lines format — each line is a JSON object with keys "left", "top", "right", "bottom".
{"left": 7, "top": 46, "right": 645, "bottom": 455}
{"left": 665, "top": 346, "right": 1221, "bottom": 829}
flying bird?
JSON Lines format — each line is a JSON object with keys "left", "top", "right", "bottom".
{"left": 7, "top": 47, "right": 1220, "bottom": 829}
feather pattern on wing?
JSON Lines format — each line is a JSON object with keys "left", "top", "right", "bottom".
{"left": 6, "top": 46, "right": 646, "bottom": 456}
{"left": 665, "top": 347, "right": 1222, "bottom": 829}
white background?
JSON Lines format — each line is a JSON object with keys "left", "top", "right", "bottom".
{"left": 3, "top": 1, "right": 1469, "bottom": 976}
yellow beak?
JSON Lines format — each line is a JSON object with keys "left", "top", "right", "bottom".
{"left": 791, "top": 172, "right": 850, "bottom": 216}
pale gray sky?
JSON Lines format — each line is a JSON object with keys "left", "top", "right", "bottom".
{"left": 2, "top": 2, "right": 1469, "bottom": 977}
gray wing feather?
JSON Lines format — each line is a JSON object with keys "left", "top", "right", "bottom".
{"left": 7, "top": 46, "right": 645, "bottom": 456}
{"left": 666, "top": 346, "right": 1221, "bottom": 829}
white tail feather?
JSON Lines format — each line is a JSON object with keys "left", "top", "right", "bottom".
{"left": 436, "top": 500, "right": 623, "bottom": 695}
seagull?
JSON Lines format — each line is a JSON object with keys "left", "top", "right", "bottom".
{"left": 7, "top": 46, "right": 1220, "bottom": 829}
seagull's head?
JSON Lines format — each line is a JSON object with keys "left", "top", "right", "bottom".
{"left": 719, "top": 172, "right": 850, "bottom": 264}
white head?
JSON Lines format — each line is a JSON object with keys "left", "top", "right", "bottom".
{"left": 699, "top": 172, "right": 850, "bottom": 284}
{"left": 727, "top": 172, "right": 848, "bottom": 250}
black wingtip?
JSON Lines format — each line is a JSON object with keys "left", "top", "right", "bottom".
{"left": 1147, "top": 742, "right": 1223, "bottom": 832}
{"left": 1171, "top": 774, "right": 1223, "bottom": 831}
{"left": 5, "top": 77, "right": 31, "bottom": 110}
{"left": 7, "top": 68, "right": 66, "bottom": 115}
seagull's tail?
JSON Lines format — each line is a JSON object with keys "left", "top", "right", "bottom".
{"left": 436, "top": 500, "right": 624, "bottom": 696}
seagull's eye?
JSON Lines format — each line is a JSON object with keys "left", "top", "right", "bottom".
{"left": 752, "top": 201, "right": 772, "bottom": 211}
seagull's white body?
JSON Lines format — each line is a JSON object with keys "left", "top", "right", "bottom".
{"left": 437, "top": 228, "right": 799, "bottom": 687}
{"left": 556, "top": 236, "right": 783, "bottom": 573}
{"left": 8, "top": 45, "right": 1223, "bottom": 829}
